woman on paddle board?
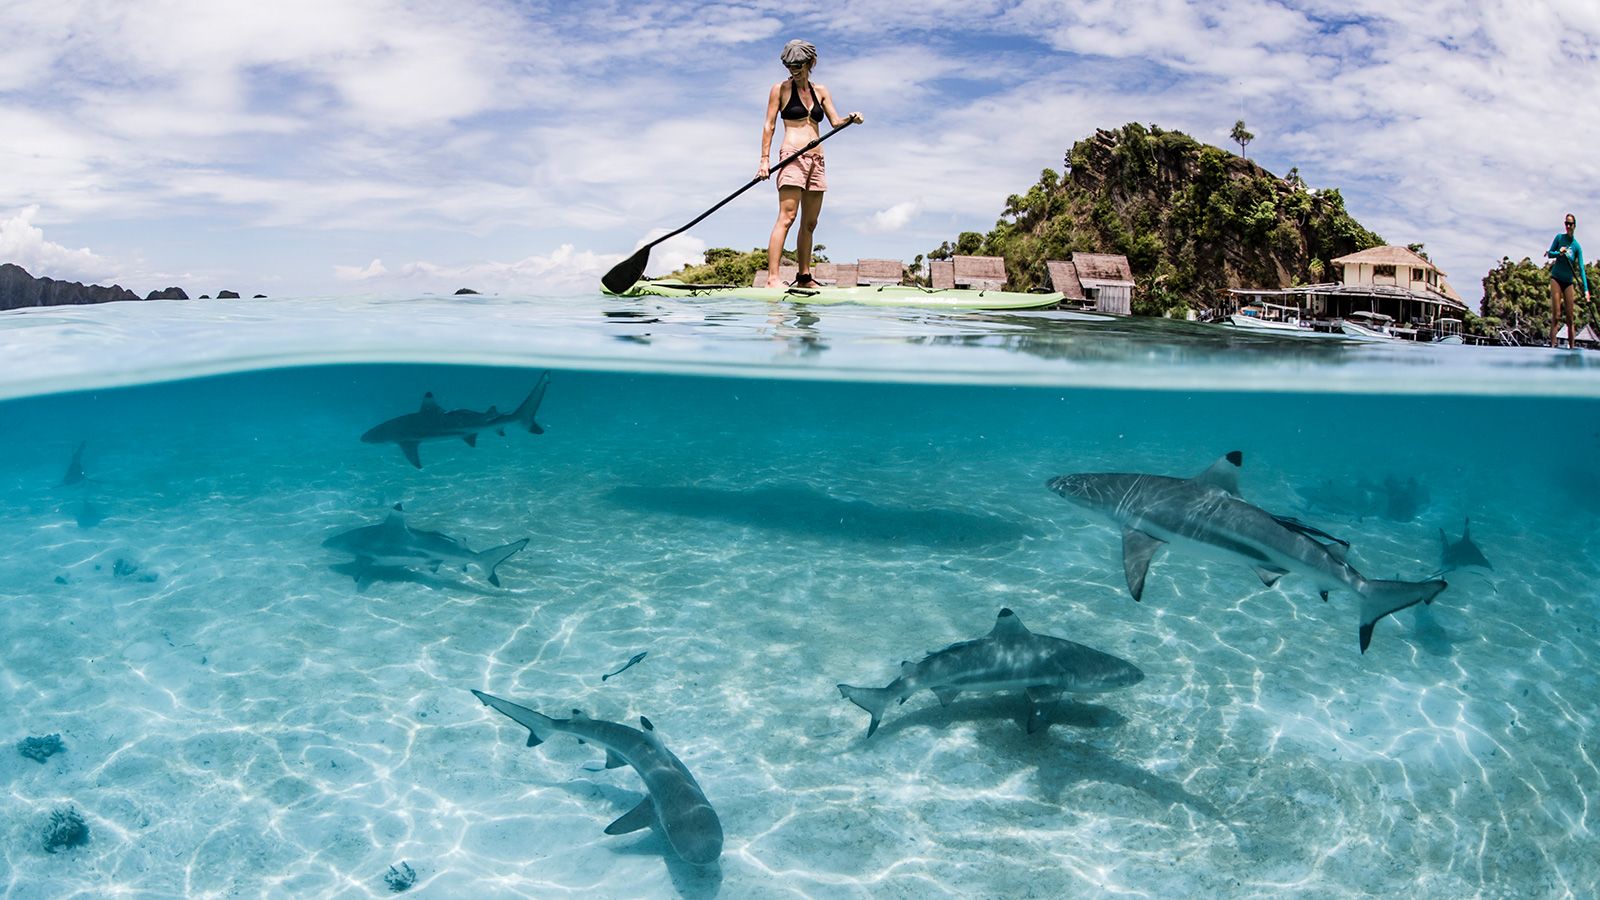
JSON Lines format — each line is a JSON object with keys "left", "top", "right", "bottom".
{"left": 1547, "top": 213, "right": 1589, "bottom": 347}
{"left": 759, "top": 39, "right": 863, "bottom": 289}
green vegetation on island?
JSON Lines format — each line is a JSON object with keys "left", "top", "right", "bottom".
{"left": 928, "top": 122, "right": 1384, "bottom": 316}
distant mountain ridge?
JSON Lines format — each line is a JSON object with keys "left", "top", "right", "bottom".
{"left": 0, "top": 263, "right": 143, "bottom": 310}
{"left": 932, "top": 123, "right": 1386, "bottom": 315}
{"left": 0, "top": 262, "right": 216, "bottom": 309}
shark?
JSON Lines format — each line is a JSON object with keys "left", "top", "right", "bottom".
{"left": 61, "top": 441, "right": 89, "bottom": 486}
{"left": 361, "top": 371, "right": 550, "bottom": 468}
{"left": 836, "top": 608, "right": 1144, "bottom": 737}
{"left": 1046, "top": 451, "right": 1448, "bottom": 653}
{"left": 1438, "top": 517, "right": 1493, "bottom": 575}
{"left": 470, "top": 690, "right": 724, "bottom": 866}
{"left": 322, "top": 503, "right": 528, "bottom": 587}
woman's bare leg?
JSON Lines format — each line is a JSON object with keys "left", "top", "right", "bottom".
{"left": 1551, "top": 279, "right": 1564, "bottom": 347}
{"left": 1563, "top": 284, "right": 1578, "bottom": 347}
{"left": 767, "top": 187, "right": 802, "bottom": 285}
{"left": 795, "top": 190, "right": 824, "bottom": 278}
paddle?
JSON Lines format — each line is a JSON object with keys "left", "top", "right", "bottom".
{"left": 601, "top": 119, "right": 857, "bottom": 294}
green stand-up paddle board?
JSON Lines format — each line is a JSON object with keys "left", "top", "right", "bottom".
{"left": 606, "top": 279, "right": 1062, "bottom": 310}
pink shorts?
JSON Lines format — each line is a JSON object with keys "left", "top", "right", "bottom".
{"left": 776, "top": 148, "right": 827, "bottom": 192}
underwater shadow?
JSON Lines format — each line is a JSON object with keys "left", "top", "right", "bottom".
{"left": 851, "top": 694, "right": 1227, "bottom": 827}
{"left": 606, "top": 485, "right": 1029, "bottom": 550}
{"left": 326, "top": 562, "right": 503, "bottom": 596}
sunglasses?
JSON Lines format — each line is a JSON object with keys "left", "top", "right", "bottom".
{"left": 784, "top": 62, "right": 806, "bottom": 70}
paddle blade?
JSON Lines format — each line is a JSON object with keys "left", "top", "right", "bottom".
{"left": 602, "top": 246, "right": 651, "bottom": 295}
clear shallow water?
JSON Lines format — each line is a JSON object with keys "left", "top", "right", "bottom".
{"left": 2, "top": 295, "right": 1599, "bottom": 897}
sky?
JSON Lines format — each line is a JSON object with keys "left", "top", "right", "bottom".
{"left": 1, "top": 0, "right": 1596, "bottom": 305}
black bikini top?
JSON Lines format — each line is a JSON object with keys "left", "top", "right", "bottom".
{"left": 781, "top": 80, "right": 824, "bottom": 122}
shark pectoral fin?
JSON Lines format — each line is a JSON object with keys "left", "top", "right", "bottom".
{"left": 1024, "top": 688, "right": 1061, "bottom": 734}
{"left": 525, "top": 732, "right": 542, "bottom": 748}
{"left": 463, "top": 433, "right": 478, "bottom": 447}
{"left": 1252, "top": 565, "right": 1289, "bottom": 587}
{"left": 932, "top": 688, "right": 961, "bottom": 707}
{"left": 400, "top": 442, "right": 423, "bottom": 469}
{"left": 604, "top": 748, "right": 627, "bottom": 769}
{"left": 1193, "top": 450, "right": 1244, "bottom": 495}
{"left": 605, "top": 798, "right": 656, "bottom": 835}
{"left": 1121, "top": 529, "right": 1164, "bottom": 601}
{"left": 429, "top": 561, "right": 441, "bottom": 573}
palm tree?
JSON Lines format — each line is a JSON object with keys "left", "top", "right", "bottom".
{"left": 1231, "top": 120, "right": 1254, "bottom": 158}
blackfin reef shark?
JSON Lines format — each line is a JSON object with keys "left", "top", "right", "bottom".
{"left": 471, "top": 690, "right": 723, "bottom": 866}
{"left": 1437, "top": 517, "right": 1493, "bottom": 576}
{"left": 1046, "top": 451, "right": 1447, "bottom": 653}
{"left": 61, "top": 441, "right": 89, "bottom": 486}
{"left": 361, "top": 371, "right": 549, "bottom": 468}
{"left": 837, "top": 608, "right": 1143, "bottom": 737}
{"left": 323, "top": 503, "right": 528, "bottom": 588}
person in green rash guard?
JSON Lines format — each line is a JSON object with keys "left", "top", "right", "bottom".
{"left": 1547, "top": 213, "right": 1589, "bottom": 347}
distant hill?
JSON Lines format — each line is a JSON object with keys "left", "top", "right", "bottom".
{"left": 930, "top": 123, "right": 1385, "bottom": 315}
{"left": 0, "top": 263, "right": 140, "bottom": 310}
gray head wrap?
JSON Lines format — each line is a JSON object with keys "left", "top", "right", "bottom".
{"left": 780, "top": 40, "right": 817, "bottom": 66}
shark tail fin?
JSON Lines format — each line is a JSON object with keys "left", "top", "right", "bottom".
{"left": 512, "top": 371, "right": 550, "bottom": 435}
{"left": 477, "top": 538, "right": 530, "bottom": 587}
{"left": 837, "top": 684, "right": 898, "bottom": 738}
{"left": 471, "top": 689, "right": 557, "bottom": 747}
{"left": 1358, "top": 578, "right": 1448, "bottom": 653}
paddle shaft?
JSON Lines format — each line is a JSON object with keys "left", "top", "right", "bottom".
{"left": 638, "top": 120, "right": 855, "bottom": 254}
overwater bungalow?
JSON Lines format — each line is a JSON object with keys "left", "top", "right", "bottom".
{"left": 1047, "top": 253, "right": 1134, "bottom": 314}
{"left": 1227, "top": 245, "right": 1469, "bottom": 339}
{"left": 930, "top": 255, "right": 1008, "bottom": 291}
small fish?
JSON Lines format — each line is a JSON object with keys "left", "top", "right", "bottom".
{"left": 602, "top": 652, "right": 648, "bottom": 682}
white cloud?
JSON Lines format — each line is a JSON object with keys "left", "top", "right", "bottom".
{"left": 0, "top": 206, "right": 116, "bottom": 283}
{"left": 862, "top": 200, "right": 922, "bottom": 233}
{"left": 332, "top": 244, "right": 621, "bottom": 296}
{"left": 335, "top": 258, "right": 387, "bottom": 281}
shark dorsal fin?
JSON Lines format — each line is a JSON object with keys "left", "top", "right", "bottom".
{"left": 485, "top": 405, "right": 499, "bottom": 417}
{"left": 640, "top": 715, "right": 654, "bottom": 731}
{"left": 1462, "top": 517, "right": 1471, "bottom": 540}
{"left": 1193, "top": 451, "right": 1244, "bottom": 495}
{"left": 570, "top": 709, "right": 587, "bottom": 719}
{"left": 382, "top": 504, "right": 407, "bottom": 534}
{"left": 990, "top": 608, "right": 1029, "bottom": 638}
{"left": 419, "top": 392, "right": 442, "bottom": 413}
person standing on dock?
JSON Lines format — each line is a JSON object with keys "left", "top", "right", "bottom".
{"left": 1546, "top": 213, "right": 1589, "bottom": 347}
{"left": 758, "top": 39, "right": 863, "bottom": 290}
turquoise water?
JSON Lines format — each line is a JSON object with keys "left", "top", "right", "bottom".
{"left": 2, "top": 295, "right": 1598, "bottom": 897}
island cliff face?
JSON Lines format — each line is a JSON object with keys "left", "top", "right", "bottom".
{"left": 0, "top": 263, "right": 140, "bottom": 310}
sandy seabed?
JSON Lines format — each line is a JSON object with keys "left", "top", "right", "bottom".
{"left": 2, "top": 367, "right": 1598, "bottom": 898}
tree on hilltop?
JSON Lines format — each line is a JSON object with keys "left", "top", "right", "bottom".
{"left": 1231, "top": 120, "right": 1254, "bottom": 158}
